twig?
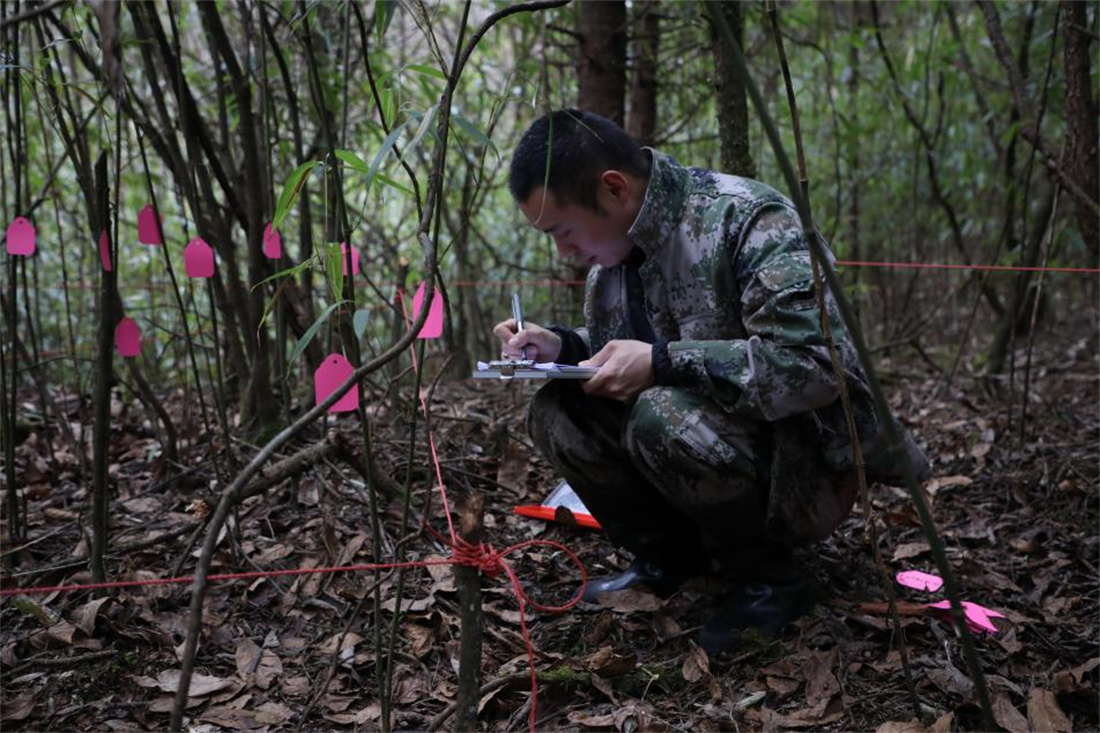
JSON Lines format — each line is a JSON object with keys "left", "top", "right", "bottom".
{"left": 710, "top": 7, "right": 996, "bottom": 730}
{"left": 765, "top": 2, "right": 922, "bottom": 720}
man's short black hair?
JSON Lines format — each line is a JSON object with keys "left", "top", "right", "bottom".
{"left": 508, "top": 109, "right": 650, "bottom": 212}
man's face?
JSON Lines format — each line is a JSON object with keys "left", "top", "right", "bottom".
{"left": 518, "top": 183, "right": 637, "bottom": 268}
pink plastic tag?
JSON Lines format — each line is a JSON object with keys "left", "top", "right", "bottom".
{"left": 115, "top": 317, "right": 142, "bottom": 357}
{"left": 137, "top": 204, "right": 162, "bottom": 245}
{"left": 926, "top": 600, "right": 1005, "bottom": 635}
{"left": 314, "top": 353, "right": 358, "bottom": 413}
{"left": 99, "top": 230, "right": 112, "bottom": 271}
{"left": 897, "top": 570, "right": 944, "bottom": 593}
{"left": 411, "top": 282, "right": 444, "bottom": 339}
{"left": 263, "top": 223, "right": 282, "bottom": 259}
{"left": 184, "top": 237, "right": 215, "bottom": 278}
{"left": 341, "top": 242, "right": 360, "bottom": 276}
{"left": 6, "top": 216, "right": 35, "bottom": 256}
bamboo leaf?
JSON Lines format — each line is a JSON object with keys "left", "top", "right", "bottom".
{"left": 287, "top": 300, "right": 345, "bottom": 371}
{"left": 376, "top": 0, "right": 398, "bottom": 40}
{"left": 365, "top": 119, "right": 410, "bottom": 193}
{"left": 334, "top": 148, "right": 370, "bottom": 174}
{"left": 353, "top": 308, "right": 371, "bottom": 339}
{"left": 452, "top": 113, "right": 499, "bottom": 160}
{"left": 273, "top": 160, "right": 319, "bottom": 231}
{"left": 406, "top": 63, "right": 447, "bottom": 81}
{"left": 325, "top": 241, "right": 345, "bottom": 302}
{"left": 376, "top": 174, "right": 414, "bottom": 197}
{"left": 404, "top": 103, "right": 439, "bottom": 157}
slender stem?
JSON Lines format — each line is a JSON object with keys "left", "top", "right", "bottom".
{"left": 710, "top": 8, "right": 995, "bottom": 729}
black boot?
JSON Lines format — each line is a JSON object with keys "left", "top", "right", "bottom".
{"left": 581, "top": 558, "right": 696, "bottom": 603}
{"left": 698, "top": 578, "right": 809, "bottom": 656}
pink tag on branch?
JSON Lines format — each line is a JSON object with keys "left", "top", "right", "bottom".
{"left": 314, "top": 353, "right": 358, "bottom": 413}
{"left": 411, "top": 282, "right": 444, "bottom": 339}
{"left": 184, "top": 237, "right": 215, "bottom": 278}
{"left": 6, "top": 216, "right": 35, "bottom": 256}
{"left": 115, "top": 317, "right": 142, "bottom": 357}
{"left": 263, "top": 223, "right": 282, "bottom": 259}
{"left": 99, "top": 229, "right": 112, "bottom": 271}
{"left": 897, "top": 570, "right": 944, "bottom": 593}
{"left": 137, "top": 204, "right": 162, "bottom": 245}
{"left": 340, "top": 242, "right": 360, "bottom": 276}
{"left": 926, "top": 600, "right": 1006, "bottom": 635}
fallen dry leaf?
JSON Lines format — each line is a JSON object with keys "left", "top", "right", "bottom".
{"left": 592, "top": 587, "right": 665, "bottom": 613}
{"left": 154, "top": 669, "right": 236, "bottom": 697}
{"left": 924, "top": 475, "right": 973, "bottom": 496}
{"left": 992, "top": 692, "right": 1029, "bottom": 733}
{"left": 681, "top": 643, "right": 711, "bottom": 683}
{"left": 235, "top": 638, "right": 282, "bottom": 690}
{"left": 585, "top": 646, "right": 638, "bottom": 678}
{"left": 1027, "top": 688, "right": 1071, "bottom": 733}
{"left": 0, "top": 693, "right": 35, "bottom": 722}
{"left": 893, "top": 542, "right": 931, "bottom": 561}
{"left": 927, "top": 664, "right": 974, "bottom": 700}
{"left": 875, "top": 720, "right": 927, "bottom": 733}
{"left": 72, "top": 597, "right": 114, "bottom": 636}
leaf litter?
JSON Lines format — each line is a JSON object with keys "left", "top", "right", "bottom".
{"left": 1, "top": 335, "right": 1097, "bottom": 731}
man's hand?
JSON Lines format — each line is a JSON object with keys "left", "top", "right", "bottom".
{"left": 579, "top": 340, "right": 654, "bottom": 401}
{"left": 492, "top": 319, "right": 562, "bottom": 363}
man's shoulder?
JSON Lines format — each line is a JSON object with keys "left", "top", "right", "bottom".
{"left": 685, "top": 166, "right": 790, "bottom": 208}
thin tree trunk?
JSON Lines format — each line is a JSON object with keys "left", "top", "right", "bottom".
{"left": 707, "top": 1, "right": 756, "bottom": 178}
{"left": 577, "top": 0, "right": 627, "bottom": 125}
{"left": 1062, "top": 0, "right": 1099, "bottom": 254}
{"left": 627, "top": 0, "right": 659, "bottom": 146}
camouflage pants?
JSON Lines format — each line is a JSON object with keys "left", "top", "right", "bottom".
{"left": 528, "top": 381, "right": 800, "bottom": 581}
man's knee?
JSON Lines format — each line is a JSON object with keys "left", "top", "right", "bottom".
{"left": 527, "top": 381, "right": 578, "bottom": 456}
{"left": 625, "top": 387, "right": 761, "bottom": 484}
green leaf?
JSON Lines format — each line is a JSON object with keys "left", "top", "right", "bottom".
{"left": 353, "top": 308, "right": 371, "bottom": 339}
{"left": 404, "top": 103, "right": 439, "bottom": 156}
{"left": 376, "top": 173, "right": 414, "bottom": 197}
{"left": 406, "top": 63, "right": 447, "bottom": 81}
{"left": 287, "top": 300, "right": 344, "bottom": 371}
{"left": 326, "top": 241, "right": 345, "bottom": 302}
{"left": 334, "top": 148, "right": 369, "bottom": 174}
{"left": 273, "top": 160, "right": 319, "bottom": 231}
{"left": 366, "top": 119, "right": 410, "bottom": 193}
{"left": 376, "top": 0, "right": 398, "bottom": 40}
{"left": 378, "top": 87, "right": 396, "bottom": 129}
{"left": 250, "top": 258, "right": 315, "bottom": 293}
{"left": 452, "top": 113, "right": 499, "bottom": 159}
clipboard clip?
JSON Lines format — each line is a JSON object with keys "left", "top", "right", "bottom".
{"left": 485, "top": 358, "right": 537, "bottom": 379}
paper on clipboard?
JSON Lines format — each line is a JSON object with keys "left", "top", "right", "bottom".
{"left": 472, "top": 361, "right": 599, "bottom": 380}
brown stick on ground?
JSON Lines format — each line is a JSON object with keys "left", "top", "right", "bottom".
{"left": 454, "top": 493, "right": 486, "bottom": 733}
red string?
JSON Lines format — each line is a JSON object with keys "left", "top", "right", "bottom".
{"left": 835, "top": 259, "right": 1100, "bottom": 274}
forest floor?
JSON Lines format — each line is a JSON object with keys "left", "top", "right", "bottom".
{"left": 1, "top": 322, "right": 1097, "bottom": 732}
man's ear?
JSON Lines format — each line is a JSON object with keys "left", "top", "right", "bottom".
{"left": 600, "top": 170, "right": 631, "bottom": 203}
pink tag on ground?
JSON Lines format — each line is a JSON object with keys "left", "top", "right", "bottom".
{"left": 99, "top": 230, "right": 112, "bottom": 271}
{"left": 314, "top": 353, "right": 358, "bottom": 413}
{"left": 6, "top": 217, "right": 35, "bottom": 255}
{"left": 926, "top": 600, "right": 1005, "bottom": 635}
{"left": 184, "top": 237, "right": 215, "bottom": 278}
{"left": 137, "top": 204, "right": 162, "bottom": 245}
{"left": 897, "top": 570, "right": 944, "bottom": 593}
{"left": 115, "top": 317, "right": 142, "bottom": 357}
{"left": 411, "top": 282, "right": 444, "bottom": 339}
{"left": 341, "top": 242, "right": 360, "bottom": 276}
{"left": 263, "top": 223, "right": 282, "bottom": 259}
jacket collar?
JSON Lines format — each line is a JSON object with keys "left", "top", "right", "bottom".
{"left": 627, "top": 149, "right": 691, "bottom": 259}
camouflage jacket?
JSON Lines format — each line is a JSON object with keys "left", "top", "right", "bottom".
{"left": 569, "top": 150, "right": 927, "bottom": 491}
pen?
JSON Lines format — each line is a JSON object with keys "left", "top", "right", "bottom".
{"left": 511, "top": 292, "right": 528, "bottom": 360}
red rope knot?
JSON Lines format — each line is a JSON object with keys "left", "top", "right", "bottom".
{"left": 450, "top": 537, "right": 504, "bottom": 577}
